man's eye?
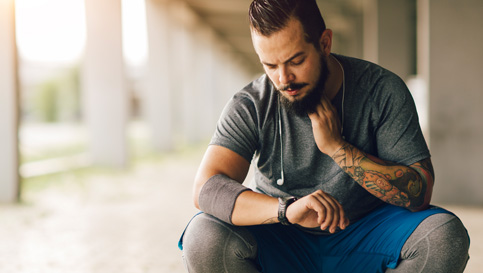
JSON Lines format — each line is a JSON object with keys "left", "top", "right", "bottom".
{"left": 291, "top": 58, "right": 305, "bottom": 66}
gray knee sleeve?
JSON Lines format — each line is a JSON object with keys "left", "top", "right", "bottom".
{"left": 182, "top": 213, "right": 260, "bottom": 273}
{"left": 388, "top": 213, "right": 470, "bottom": 273}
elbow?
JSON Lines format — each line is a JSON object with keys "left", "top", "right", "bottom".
{"left": 408, "top": 175, "right": 434, "bottom": 212}
{"left": 193, "top": 195, "right": 201, "bottom": 210}
{"left": 408, "top": 194, "right": 432, "bottom": 212}
{"left": 193, "top": 191, "right": 202, "bottom": 211}
{"left": 192, "top": 180, "right": 203, "bottom": 210}
{"left": 412, "top": 180, "right": 434, "bottom": 212}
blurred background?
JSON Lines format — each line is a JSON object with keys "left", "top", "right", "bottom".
{"left": 0, "top": 0, "right": 482, "bottom": 272}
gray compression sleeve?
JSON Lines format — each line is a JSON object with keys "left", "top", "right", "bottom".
{"left": 199, "top": 174, "right": 252, "bottom": 225}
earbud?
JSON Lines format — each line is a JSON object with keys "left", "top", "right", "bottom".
{"left": 277, "top": 178, "right": 284, "bottom": 186}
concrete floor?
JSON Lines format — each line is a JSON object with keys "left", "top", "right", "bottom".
{"left": 0, "top": 151, "right": 481, "bottom": 272}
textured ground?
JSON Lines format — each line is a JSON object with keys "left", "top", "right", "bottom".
{"left": 0, "top": 152, "right": 481, "bottom": 273}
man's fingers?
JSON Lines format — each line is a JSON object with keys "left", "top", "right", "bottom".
{"left": 311, "top": 190, "right": 344, "bottom": 233}
{"left": 293, "top": 190, "right": 349, "bottom": 232}
{"left": 337, "top": 201, "right": 349, "bottom": 230}
{"left": 313, "top": 192, "right": 336, "bottom": 231}
{"left": 304, "top": 194, "right": 327, "bottom": 224}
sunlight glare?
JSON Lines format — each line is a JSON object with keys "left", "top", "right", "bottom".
{"left": 15, "top": 0, "right": 148, "bottom": 66}
{"left": 122, "top": 0, "right": 148, "bottom": 66}
{"left": 15, "top": 0, "right": 86, "bottom": 64}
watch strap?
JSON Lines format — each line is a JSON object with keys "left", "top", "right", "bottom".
{"left": 278, "top": 197, "right": 297, "bottom": 225}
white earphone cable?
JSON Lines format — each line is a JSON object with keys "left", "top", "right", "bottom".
{"left": 277, "top": 96, "right": 285, "bottom": 186}
{"left": 277, "top": 55, "right": 345, "bottom": 186}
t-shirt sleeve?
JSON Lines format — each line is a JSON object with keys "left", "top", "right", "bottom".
{"left": 210, "top": 93, "right": 259, "bottom": 162}
{"left": 373, "top": 75, "right": 430, "bottom": 165}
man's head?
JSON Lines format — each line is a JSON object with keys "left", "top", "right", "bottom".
{"left": 249, "top": 0, "right": 332, "bottom": 115}
{"left": 249, "top": 0, "right": 326, "bottom": 49}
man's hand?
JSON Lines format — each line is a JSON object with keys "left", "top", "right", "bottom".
{"left": 286, "top": 190, "right": 349, "bottom": 233}
{"left": 308, "top": 94, "right": 345, "bottom": 156}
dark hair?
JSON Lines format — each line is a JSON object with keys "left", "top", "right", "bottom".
{"left": 249, "top": 0, "right": 326, "bottom": 46}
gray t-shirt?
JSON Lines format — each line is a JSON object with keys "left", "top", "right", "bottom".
{"left": 210, "top": 54, "right": 430, "bottom": 223}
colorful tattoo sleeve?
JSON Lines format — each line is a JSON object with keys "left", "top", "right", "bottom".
{"left": 331, "top": 143, "right": 432, "bottom": 210}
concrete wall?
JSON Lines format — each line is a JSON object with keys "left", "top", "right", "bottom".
{"left": 364, "top": 0, "right": 416, "bottom": 80}
{"left": 425, "top": 0, "right": 483, "bottom": 205}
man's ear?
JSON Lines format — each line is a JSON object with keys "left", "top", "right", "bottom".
{"left": 319, "top": 29, "right": 333, "bottom": 56}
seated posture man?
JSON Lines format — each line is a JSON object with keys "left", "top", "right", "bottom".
{"left": 179, "top": 0, "right": 469, "bottom": 272}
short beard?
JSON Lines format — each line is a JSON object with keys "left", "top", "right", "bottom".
{"left": 278, "top": 55, "right": 329, "bottom": 116}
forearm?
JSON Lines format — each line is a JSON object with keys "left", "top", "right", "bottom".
{"left": 199, "top": 175, "right": 349, "bottom": 231}
{"left": 231, "top": 190, "right": 279, "bottom": 226}
{"left": 234, "top": 190, "right": 350, "bottom": 232}
{"left": 198, "top": 173, "right": 279, "bottom": 226}
{"left": 331, "top": 143, "right": 431, "bottom": 211}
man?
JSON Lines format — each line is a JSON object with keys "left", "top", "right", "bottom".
{"left": 179, "top": 0, "right": 469, "bottom": 272}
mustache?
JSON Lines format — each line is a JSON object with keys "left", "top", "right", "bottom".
{"left": 278, "top": 83, "right": 308, "bottom": 91}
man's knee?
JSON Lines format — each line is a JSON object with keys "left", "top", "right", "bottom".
{"left": 182, "top": 213, "right": 258, "bottom": 272}
{"left": 422, "top": 213, "right": 469, "bottom": 253}
{"left": 427, "top": 213, "right": 470, "bottom": 267}
{"left": 397, "top": 212, "right": 470, "bottom": 273}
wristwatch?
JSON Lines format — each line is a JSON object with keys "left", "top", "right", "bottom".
{"left": 278, "top": 197, "right": 298, "bottom": 225}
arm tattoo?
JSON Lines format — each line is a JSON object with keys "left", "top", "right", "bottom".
{"left": 332, "top": 144, "right": 429, "bottom": 210}
{"left": 411, "top": 159, "right": 435, "bottom": 185}
{"left": 261, "top": 217, "right": 279, "bottom": 224}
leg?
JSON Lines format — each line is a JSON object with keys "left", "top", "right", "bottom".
{"left": 387, "top": 213, "right": 470, "bottom": 273}
{"left": 182, "top": 213, "right": 260, "bottom": 273}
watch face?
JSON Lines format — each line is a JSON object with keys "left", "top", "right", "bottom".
{"left": 281, "top": 196, "right": 297, "bottom": 203}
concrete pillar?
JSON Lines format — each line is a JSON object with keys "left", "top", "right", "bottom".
{"left": 183, "top": 26, "right": 209, "bottom": 142}
{"left": 182, "top": 24, "right": 229, "bottom": 143}
{"left": 0, "top": 0, "right": 19, "bottom": 202}
{"left": 174, "top": 2, "right": 219, "bottom": 144}
{"left": 177, "top": 22, "right": 199, "bottom": 143}
{"left": 210, "top": 45, "right": 226, "bottom": 119}
{"left": 144, "top": 0, "right": 175, "bottom": 151}
{"left": 170, "top": 22, "right": 193, "bottom": 141}
{"left": 422, "top": 0, "right": 483, "bottom": 205}
{"left": 363, "top": 0, "right": 417, "bottom": 80}
{"left": 167, "top": 1, "right": 222, "bottom": 144}
{"left": 83, "top": 0, "right": 128, "bottom": 167}
{"left": 214, "top": 46, "right": 238, "bottom": 110}
{"left": 196, "top": 27, "right": 219, "bottom": 138}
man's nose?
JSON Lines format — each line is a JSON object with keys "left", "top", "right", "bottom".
{"left": 279, "top": 66, "right": 294, "bottom": 84}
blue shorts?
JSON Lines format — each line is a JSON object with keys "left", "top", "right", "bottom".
{"left": 245, "top": 204, "right": 450, "bottom": 273}
{"left": 178, "top": 204, "right": 451, "bottom": 272}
